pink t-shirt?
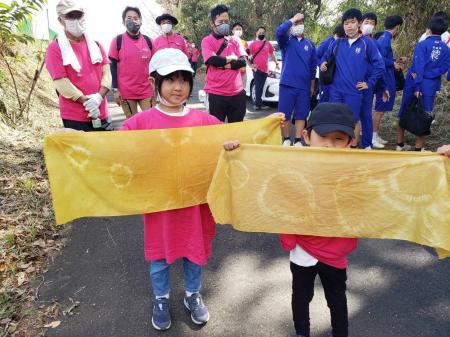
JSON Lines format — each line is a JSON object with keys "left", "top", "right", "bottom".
{"left": 108, "top": 33, "right": 153, "bottom": 100}
{"left": 191, "top": 48, "right": 200, "bottom": 62}
{"left": 45, "top": 38, "right": 109, "bottom": 122}
{"left": 201, "top": 34, "right": 244, "bottom": 96}
{"left": 120, "top": 107, "right": 222, "bottom": 265}
{"left": 153, "top": 33, "right": 189, "bottom": 56}
{"left": 249, "top": 39, "right": 274, "bottom": 73}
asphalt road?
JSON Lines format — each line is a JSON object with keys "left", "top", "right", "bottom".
{"left": 38, "top": 79, "right": 450, "bottom": 337}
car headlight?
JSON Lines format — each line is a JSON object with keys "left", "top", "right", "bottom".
{"left": 268, "top": 71, "right": 281, "bottom": 79}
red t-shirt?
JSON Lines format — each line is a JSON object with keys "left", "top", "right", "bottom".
{"left": 249, "top": 39, "right": 274, "bottom": 73}
{"left": 201, "top": 34, "right": 243, "bottom": 96}
{"left": 153, "top": 33, "right": 189, "bottom": 56}
{"left": 108, "top": 33, "right": 153, "bottom": 100}
{"left": 280, "top": 234, "right": 358, "bottom": 269}
{"left": 45, "top": 38, "right": 109, "bottom": 122}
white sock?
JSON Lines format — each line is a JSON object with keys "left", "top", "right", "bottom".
{"left": 155, "top": 293, "right": 169, "bottom": 299}
{"left": 185, "top": 291, "right": 198, "bottom": 297}
{"left": 372, "top": 132, "right": 378, "bottom": 139}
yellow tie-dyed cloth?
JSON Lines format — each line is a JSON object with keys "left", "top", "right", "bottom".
{"left": 44, "top": 118, "right": 281, "bottom": 224}
{"left": 207, "top": 144, "right": 450, "bottom": 258}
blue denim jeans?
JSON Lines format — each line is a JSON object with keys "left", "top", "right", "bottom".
{"left": 149, "top": 258, "right": 202, "bottom": 296}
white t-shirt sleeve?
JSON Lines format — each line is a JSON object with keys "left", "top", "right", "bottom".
{"left": 418, "top": 32, "right": 427, "bottom": 42}
{"left": 290, "top": 244, "right": 318, "bottom": 267}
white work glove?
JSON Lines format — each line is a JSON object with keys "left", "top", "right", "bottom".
{"left": 87, "top": 108, "right": 100, "bottom": 119}
{"left": 83, "top": 93, "right": 103, "bottom": 112}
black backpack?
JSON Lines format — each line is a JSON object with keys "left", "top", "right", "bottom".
{"left": 116, "top": 33, "right": 152, "bottom": 53}
{"left": 319, "top": 39, "right": 340, "bottom": 85}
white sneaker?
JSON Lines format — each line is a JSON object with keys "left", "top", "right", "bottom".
{"left": 376, "top": 135, "right": 388, "bottom": 145}
{"left": 282, "top": 139, "right": 291, "bottom": 146}
{"left": 396, "top": 144, "right": 412, "bottom": 151}
{"left": 293, "top": 141, "right": 304, "bottom": 147}
{"left": 372, "top": 140, "right": 385, "bottom": 149}
{"left": 364, "top": 146, "right": 372, "bottom": 150}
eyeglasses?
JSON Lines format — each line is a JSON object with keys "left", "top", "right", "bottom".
{"left": 63, "top": 11, "right": 84, "bottom": 20}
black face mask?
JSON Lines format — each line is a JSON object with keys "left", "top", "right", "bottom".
{"left": 258, "top": 34, "right": 265, "bottom": 40}
{"left": 126, "top": 20, "right": 141, "bottom": 34}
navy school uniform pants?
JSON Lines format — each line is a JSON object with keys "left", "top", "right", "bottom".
{"left": 359, "top": 87, "right": 374, "bottom": 148}
{"left": 329, "top": 89, "right": 362, "bottom": 122}
{"left": 278, "top": 84, "right": 310, "bottom": 122}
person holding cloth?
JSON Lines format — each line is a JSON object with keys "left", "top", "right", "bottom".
{"left": 276, "top": 13, "right": 317, "bottom": 147}
{"left": 121, "top": 48, "right": 221, "bottom": 330}
{"left": 153, "top": 13, "right": 189, "bottom": 56}
{"left": 201, "top": 4, "right": 247, "bottom": 123}
{"left": 396, "top": 17, "right": 450, "bottom": 152}
{"left": 248, "top": 26, "right": 280, "bottom": 110}
{"left": 320, "top": 8, "right": 384, "bottom": 147}
{"left": 45, "top": 0, "right": 111, "bottom": 131}
{"left": 109, "top": 6, "right": 154, "bottom": 118}
{"left": 223, "top": 103, "right": 358, "bottom": 337}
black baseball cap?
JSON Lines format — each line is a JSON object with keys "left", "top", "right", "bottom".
{"left": 307, "top": 103, "right": 355, "bottom": 138}
{"left": 156, "top": 13, "right": 178, "bottom": 25}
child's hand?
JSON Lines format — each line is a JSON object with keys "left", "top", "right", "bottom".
{"left": 356, "top": 82, "right": 368, "bottom": 91}
{"left": 320, "top": 62, "right": 328, "bottom": 72}
{"left": 382, "top": 90, "right": 390, "bottom": 102}
{"left": 437, "top": 145, "right": 450, "bottom": 157}
{"left": 266, "top": 112, "right": 286, "bottom": 128}
{"left": 223, "top": 140, "right": 241, "bottom": 151}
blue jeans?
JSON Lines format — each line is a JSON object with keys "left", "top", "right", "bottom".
{"left": 149, "top": 258, "right": 202, "bottom": 296}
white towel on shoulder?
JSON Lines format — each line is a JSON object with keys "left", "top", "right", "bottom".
{"left": 57, "top": 30, "right": 103, "bottom": 72}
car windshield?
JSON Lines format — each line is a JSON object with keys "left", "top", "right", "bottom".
{"left": 269, "top": 43, "right": 282, "bottom": 61}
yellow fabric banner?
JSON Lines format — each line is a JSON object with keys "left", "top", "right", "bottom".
{"left": 207, "top": 144, "right": 450, "bottom": 258}
{"left": 44, "top": 118, "right": 281, "bottom": 224}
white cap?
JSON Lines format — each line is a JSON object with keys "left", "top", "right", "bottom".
{"left": 56, "top": 0, "right": 84, "bottom": 16}
{"left": 149, "top": 48, "right": 194, "bottom": 76}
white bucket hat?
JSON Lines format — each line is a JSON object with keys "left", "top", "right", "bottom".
{"left": 149, "top": 48, "right": 194, "bottom": 76}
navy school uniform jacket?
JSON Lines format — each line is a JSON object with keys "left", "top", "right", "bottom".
{"left": 316, "top": 35, "right": 334, "bottom": 67}
{"left": 276, "top": 20, "right": 317, "bottom": 90}
{"left": 376, "top": 31, "right": 395, "bottom": 91}
{"left": 406, "top": 35, "right": 450, "bottom": 95}
{"left": 322, "top": 35, "right": 384, "bottom": 96}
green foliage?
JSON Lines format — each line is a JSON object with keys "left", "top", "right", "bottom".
{"left": 0, "top": 0, "right": 46, "bottom": 46}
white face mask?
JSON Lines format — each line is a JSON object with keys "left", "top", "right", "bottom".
{"left": 291, "top": 24, "right": 304, "bottom": 36}
{"left": 361, "top": 24, "right": 374, "bottom": 36}
{"left": 161, "top": 23, "right": 173, "bottom": 34}
{"left": 65, "top": 18, "right": 86, "bottom": 37}
{"left": 156, "top": 91, "right": 187, "bottom": 107}
{"left": 233, "top": 30, "right": 242, "bottom": 38}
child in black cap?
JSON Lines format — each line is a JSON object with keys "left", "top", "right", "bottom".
{"left": 224, "top": 102, "right": 358, "bottom": 337}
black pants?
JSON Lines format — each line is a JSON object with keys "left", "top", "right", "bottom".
{"left": 62, "top": 119, "right": 112, "bottom": 132}
{"left": 191, "top": 61, "right": 198, "bottom": 78}
{"left": 291, "top": 262, "right": 348, "bottom": 337}
{"left": 253, "top": 69, "right": 268, "bottom": 107}
{"left": 208, "top": 90, "right": 246, "bottom": 123}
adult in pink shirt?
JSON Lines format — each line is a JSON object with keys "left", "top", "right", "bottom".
{"left": 153, "top": 14, "right": 189, "bottom": 56}
{"left": 201, "top": 4, "right": 247, "bottom": 122}
{"left": 248, "top": 26, "right": 280, "bottom": 110}
{"left": 109, "top": 6, "right": 154, "bottom": 118}
{"left": 45, "top": 0, "right": 111, "bottom": 131}
{"left": 190, "top": 43, "right": 200, "bottom": 78}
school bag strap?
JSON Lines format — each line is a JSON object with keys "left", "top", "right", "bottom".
{"left": 116, "top": 33, "right": 153, "bottom": 54}
{"left": 206, "top": 38, "right": 229, "bottom": 73}
{"left": 249, "top": 40, "right": 266, "bottom": 64}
